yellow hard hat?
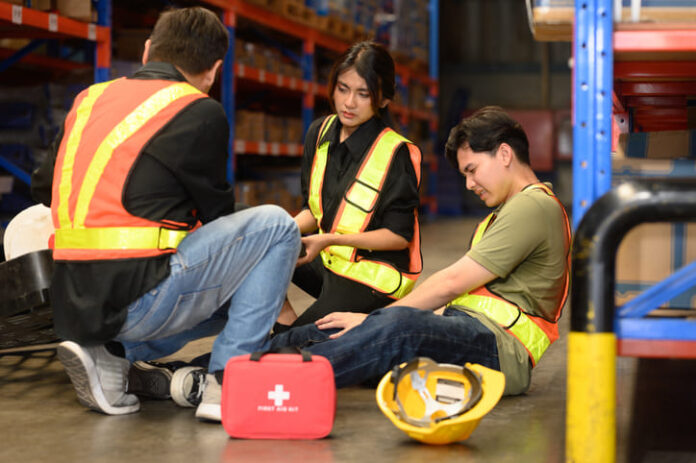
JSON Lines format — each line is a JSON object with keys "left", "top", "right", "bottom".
{"left": 375, "top": 357, "right": 505, "bottom": 445}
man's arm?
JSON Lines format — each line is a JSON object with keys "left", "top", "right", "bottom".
{"left": 315, "top": 254, "right": 497, "bottom": 338}
{"left": 388, "top": 254, "right": 496, "bottom": 311}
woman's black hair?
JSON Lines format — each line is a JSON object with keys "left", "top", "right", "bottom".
{"left": 327, "top": 41, "right": 396, "bottom": 123}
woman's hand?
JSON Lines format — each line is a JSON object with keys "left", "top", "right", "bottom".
{"left": 315, "top": 312, "right": 368, "bottom": 339}
{"left": 296, "top": 233, "right": 334, "bottom": 266}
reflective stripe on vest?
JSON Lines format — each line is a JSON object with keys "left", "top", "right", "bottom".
{"left": 52, "top": 78, "right": 205, "bottom": 260}
{"left": 450, "top": 184, "right": 571, "bottom": 365}
{"left": 308, "top": 115, "right": 422, "bottom": 298}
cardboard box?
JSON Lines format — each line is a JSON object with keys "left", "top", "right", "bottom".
{"left": 30, "top": 0, "right": 54, "bottom": 10}
{"left": 612, "top": 157, "right": 696, "bottom": 180}
{"left": 284, "top": 118, "right": 303, "bottom": 143}
{"left": 617, "top": 130, "right": 696, "bottom": 159}
{"left": 265, "top": 115, "right": 285, "bottom": 143}
{"left": 57, "top": 0, "right": 94, "bottom": 22}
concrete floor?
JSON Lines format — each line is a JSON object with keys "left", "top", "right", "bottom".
{"left": 2, "top": 217, "right": 696, "bottom": 463}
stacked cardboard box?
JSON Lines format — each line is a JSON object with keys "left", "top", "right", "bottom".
{"left": 235, "top": 111, "right": 304, "bottom": 144}
{"left": 235, "top": 40, "right": 303, "bottom": 79}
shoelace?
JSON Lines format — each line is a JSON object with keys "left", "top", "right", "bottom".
{"left": 187, "top": 370, "right": 207, "bottom": 404}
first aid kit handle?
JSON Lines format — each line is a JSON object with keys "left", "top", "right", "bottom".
{"left": 249, "top": 346, "right": 313, "bottom": 362}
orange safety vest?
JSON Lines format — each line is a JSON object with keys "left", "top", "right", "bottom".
{"left": 450, "top": 183, "right": 571, "bottom": 365}
{"left": 51, "top": 78, "right": 206, "bottom": 261}
{"left": 308, "top": 115, "right": 422, "bottom": 298}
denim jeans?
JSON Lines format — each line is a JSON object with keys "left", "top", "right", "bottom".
{"left": 270, "top": 306, "right": 500, "bottom": 388}
{"left": 116, "top": 205, "right": 301, "bottom": 372}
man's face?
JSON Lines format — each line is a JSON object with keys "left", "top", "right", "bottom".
{"left": 332, "top": 67, "right": 376, "bottom": 137}
{"left": 457, "top": 144, "right": 509, "bottom": 207}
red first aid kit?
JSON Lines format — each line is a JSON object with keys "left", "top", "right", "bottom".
{"left": 221, "top": 348, "right": 336, "bottom": 439}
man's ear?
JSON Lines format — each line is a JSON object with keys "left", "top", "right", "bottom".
{"left": 202, "top": 59, "right": 223, "bottom": 90}
{"left": 380, "top": 98, "right": 391, "bottom": 108}
{"left": 142, "top": 39, "right": 151, "bottom": 66}
{"left": 498, "top": 143, "right": 514, "bottom": 167}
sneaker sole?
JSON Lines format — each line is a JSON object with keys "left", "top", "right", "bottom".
{"left": 57, "top": 341, "right": 140, "bottom": 415}
{"left": 170, "top": 366, "right": 204, "bottom": 408}
{"left": 127, "top": 364, "right": 172, "bottom": 399}
{"left": 195, "top": 403, "right": 221, "bottom": 422}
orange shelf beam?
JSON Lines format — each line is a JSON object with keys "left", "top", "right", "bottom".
{"left": 235, "top": 63, "right": 327, "bottom": 96}
{"left": 234, "top": 140, "right": 303, "bottom": 157}
{"left": 0, "top": 2, "right": 109, "bottom": 42}
{"left": 615, "top": 29, "right": 696, "bottom": 53}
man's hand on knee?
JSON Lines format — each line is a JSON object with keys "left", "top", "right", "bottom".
{"left": 315, "top": 312, "right": 368, "bottom": 339}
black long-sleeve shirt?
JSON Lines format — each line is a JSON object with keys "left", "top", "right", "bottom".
{"left": 301, "top": 115, "right": 420, "bottom": 271}
{"left": 31, "top": 62, "right": 236, "bottom": 344}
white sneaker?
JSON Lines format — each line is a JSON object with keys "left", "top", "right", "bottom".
{"left": 194, "top": 374, "right": 221, "bottom": 422}
{"left": 57, "top": 341, "right": 140, "bottom": 415}
{"left": 170, "top": 366, "right": 206, "bottom": 408}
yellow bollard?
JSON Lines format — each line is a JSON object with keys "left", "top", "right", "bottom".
{"left": 566, "top": 331, "right": 616, "bottom": 463}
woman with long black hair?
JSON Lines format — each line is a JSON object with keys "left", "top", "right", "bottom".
{"left": 275, "top": 41, "right": 423, "bottom": 331}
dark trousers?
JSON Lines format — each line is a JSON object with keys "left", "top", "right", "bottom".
{"left": 271, "top": 306, "right": 501, "bottom": 388}
{"left": 290, "top": 256, "right": 392, "bottom": 327}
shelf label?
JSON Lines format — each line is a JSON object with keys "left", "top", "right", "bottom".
{"left": 234, "top": 140, "right": 245, "bottom": 153}
{"left": 88, "top": 24, "right": 97, "bottom": 41}
{"left": 48, "top": 13, "right": 58, "bottom": 32}
{"left": 11, "top": 5, "right": 22, "bottom": 25}
{"left": 270, "top": 143, "right": 280, "bottom": 155}
{"left": 276, "top": 75, "right": 283, "bottom": 87}
{"left": 289, "top": 78, "right": 297, "bottom": 90}
{"left": 238, "top": 64, "right": 245, "bottom": 77}
{"left": 258, "top": 70, "right": 266, "bottom": 83}
{"left": 259, "top": 142, "right": 267, "bottom": 154}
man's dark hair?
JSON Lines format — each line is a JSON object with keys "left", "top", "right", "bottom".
{"left": 147, "top": 7, "right": 229, "bottom": 75}
{"left": 444, "top": 106, "right": 530, "bottom": 169}
{"left": 327, "top": 41, "right": 396, "bottom": 118}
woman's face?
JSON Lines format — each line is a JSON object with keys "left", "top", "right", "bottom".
{"left": 333, "top": 67, "right": 376, "bottom": 137}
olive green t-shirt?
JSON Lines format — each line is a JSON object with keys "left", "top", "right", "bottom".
{"left": 454, "top": 183, "right": 568, "bottom": 395}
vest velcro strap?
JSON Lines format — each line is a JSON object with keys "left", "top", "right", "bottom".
{"left": 450, "top": 293, "right": 550, "bottom": 365}
{"left": 320, "top": 250, "right": 415, "bottom": 299}
{"left": 55, "top": 227, "right": 189, "bottom": 251}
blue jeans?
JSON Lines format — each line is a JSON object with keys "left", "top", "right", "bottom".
{"left": 269, "top": 306, "right": 500, "bottom": 388}
{"left": 115, "top": 205, "right": 301, "bottom": 372}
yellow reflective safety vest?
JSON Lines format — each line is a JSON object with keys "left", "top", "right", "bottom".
{"left": 308, "top": 115, "right": 422, "bottom": 298}
{"left": 449, "top": 183, "right": 571, "bottom": 365}
{"left": 51, "top": 78, "right": 206, "bottom": 261}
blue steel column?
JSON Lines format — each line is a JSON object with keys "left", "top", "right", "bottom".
{"left": 302, "top": 41, "right": 315, "bottom": 137}
{"left": 222, "top": 11, "right": 236, "bottom": 184}
{"left": 572, "top": 0, "right": 613, "bottom": 228}
{"left": 428, "top": 0, "right": 438, "bottom": 80}
{"left": 94, "top": 0, "right": 111, "bottom": 83}
{"left": 568, "top": 3, "right": 616, "bottom": 460}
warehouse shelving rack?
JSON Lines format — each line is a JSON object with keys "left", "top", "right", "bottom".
{"left": 0, "top": 0, "right": 439, "bottom": 214}
{"left": 567, "top": 0, "right": 696, "bottom": 461}
{"left": 0, "top": 0, "right": 110, "bottom": 188}
{"left": 202, "top": 0, "right": 439, "bottom": 212}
